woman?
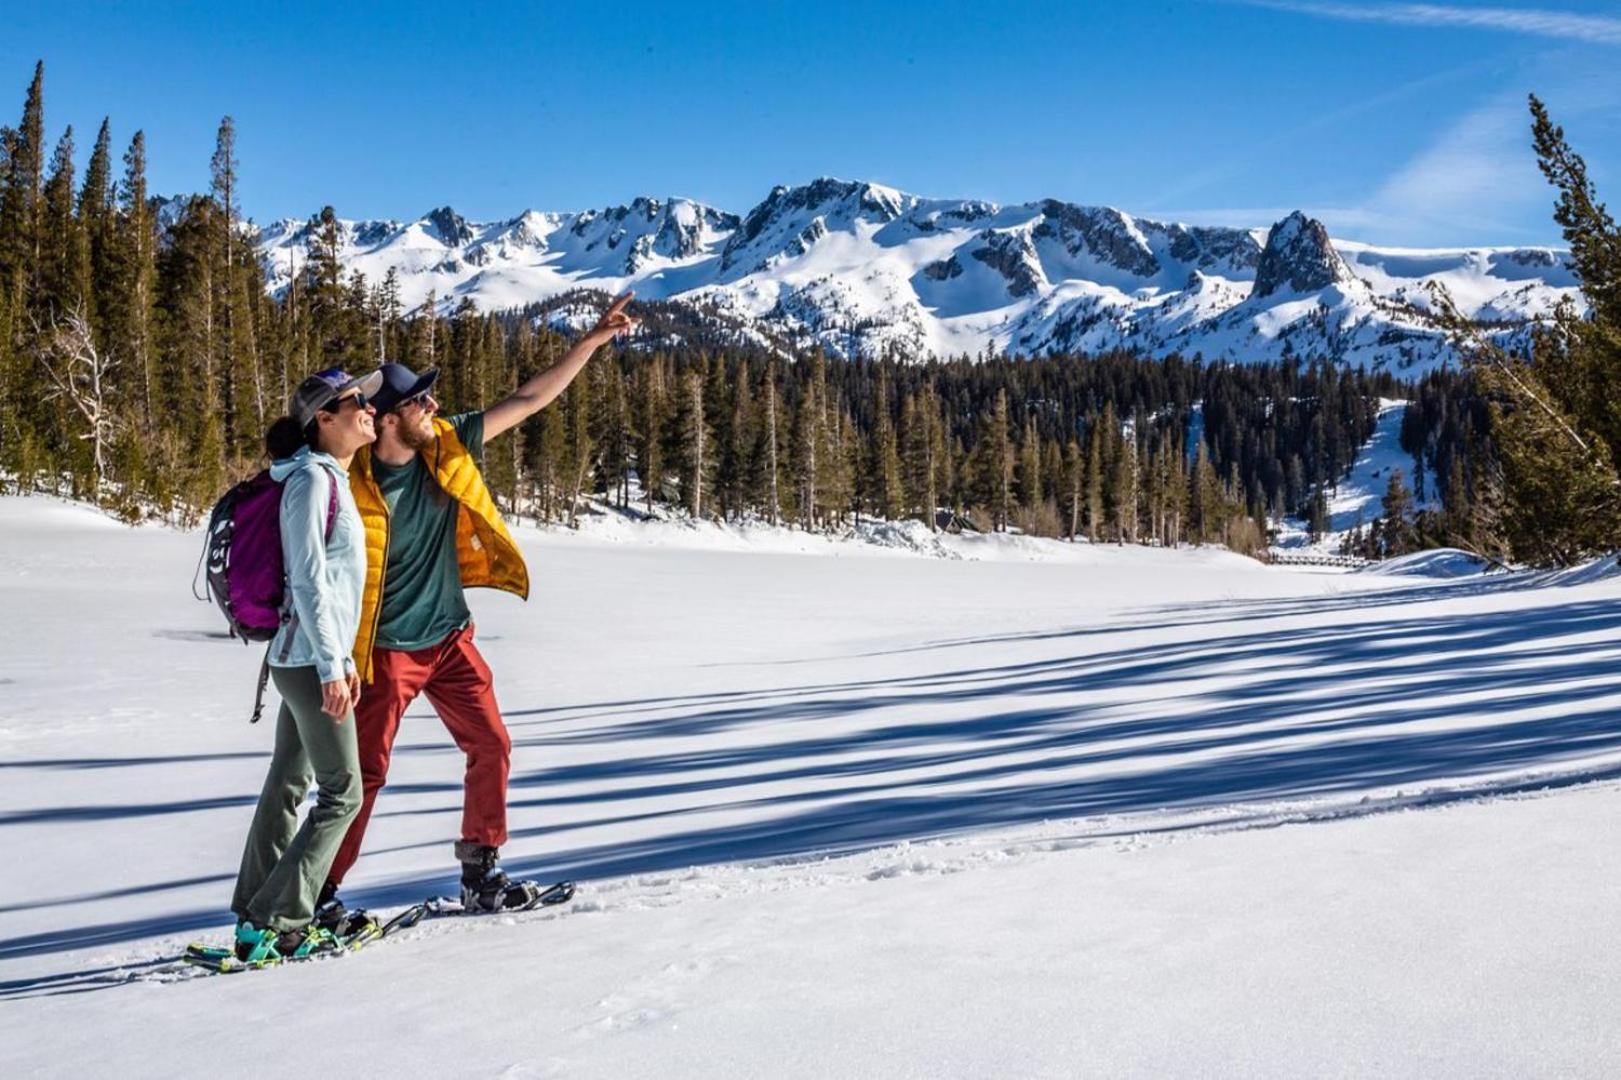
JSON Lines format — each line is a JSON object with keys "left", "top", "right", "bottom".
{"left": 229, "top": 367, "right": 381, "bottom": 962}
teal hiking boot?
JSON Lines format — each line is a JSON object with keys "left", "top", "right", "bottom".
{"left": 234, "top": 921, "right": 282, "bottom": 965}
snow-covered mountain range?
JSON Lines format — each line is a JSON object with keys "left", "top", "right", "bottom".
{"left": 254, "top": 179, "right": 1581, "bottom": 371}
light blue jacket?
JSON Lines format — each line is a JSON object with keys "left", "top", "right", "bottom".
{"left": 268, "top": 448, "right": 367, "bottom": 683}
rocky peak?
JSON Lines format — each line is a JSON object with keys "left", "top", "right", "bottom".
{"left": 653, "top": 199, "right": 737, "bottom": 261}
{"left": 425, "top": 206, "right": 474, "bottom": 247}
{"left": 971, "top": 228, "right": 1046, "bottom": 298}
{"left": 1252, "top": 211, "right": 1351, "bottom": 298}
{"left": 722, "top": 178, "right": 905, "bottom": 272}
{"left": 1034, "top": 201, "right": 1160, "bottom": 279}
{"left": 1163, "top": 224, "right": 1263, "bottom": 275}
{"left": 352, "top": 220, "right": 395, "bottom": 248}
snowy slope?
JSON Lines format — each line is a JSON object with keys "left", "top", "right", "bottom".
{"left": 255, "top": 182, "right": 1580, "bottom": 372}
{"left": 4, "top": 497, "right": 1621, "bottom": 1076}
{"left": 1271, "top": 397, "right": 1441, "bottom": 553}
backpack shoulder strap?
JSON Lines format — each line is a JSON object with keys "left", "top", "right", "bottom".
{"left": 320, "top": 464, "right": 339, "bottom": 542}
{"left": 251, "top": 646, "right": 272, "bottom": 723}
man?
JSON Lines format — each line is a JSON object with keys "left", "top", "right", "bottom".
{"left": 316, "top": 292, "right": 637, "bottom": 931}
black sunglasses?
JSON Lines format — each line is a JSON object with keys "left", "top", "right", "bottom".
{"left": 322, "top": 391, "right": 370, "bottom": 413}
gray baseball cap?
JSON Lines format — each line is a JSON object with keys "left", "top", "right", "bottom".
{"left": 289, "top": 367, "right": 384, "bottom": 427}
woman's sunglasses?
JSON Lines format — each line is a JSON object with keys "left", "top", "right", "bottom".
{"left": 322, "top": 391, "right": 370, "bottom": 413}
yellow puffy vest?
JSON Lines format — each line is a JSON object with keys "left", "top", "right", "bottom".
{"left": 349, "top": 417, "right": 530, "bottom": 681}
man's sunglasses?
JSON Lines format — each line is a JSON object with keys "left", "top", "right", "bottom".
{"left": 399, "top": 390, "right": 437, "bottom": 411}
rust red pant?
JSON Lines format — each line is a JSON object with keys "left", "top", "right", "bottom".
{"left": 326, "top": 623, "right": 511, "bottom": 887}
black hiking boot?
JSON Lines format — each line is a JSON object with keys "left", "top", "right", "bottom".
{"left": 312, "top": 880, "right": 380, "bottom": 943}
{"left": 455, "top": 841, "right": 544, "bottom": 912}
{"left": 272, "top": 923, "right": 342, "bottom": 959}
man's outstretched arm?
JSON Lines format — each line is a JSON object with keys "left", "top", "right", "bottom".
{"left": 482, "top": 292, "right": 638, "bottom": 442}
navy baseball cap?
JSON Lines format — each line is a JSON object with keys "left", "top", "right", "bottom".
{"left": 369, "top": 363, "right": 441, "bottom": 414}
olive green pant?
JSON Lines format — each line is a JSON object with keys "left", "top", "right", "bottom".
{"left": 231, "top": 664, "right": 362, "bottom": 931}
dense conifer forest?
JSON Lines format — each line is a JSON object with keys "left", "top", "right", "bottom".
{"left": 1, "top": 63, "right": 1613, "bottom": 566}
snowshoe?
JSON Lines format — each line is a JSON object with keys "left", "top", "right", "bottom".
{"left": 455, "top": 842, "right": 566, "bottom": 913}
{"left": 424, "top": 880, "right": 575, "bottom": 917}
{"left": 274, "top": 924, "right": 342, "bottom": 959}
{"left": 234, "top": 921, "right": 282, "bottom": 966}
{"left": 313, "top": 893, "right": 381, "bottom": 946}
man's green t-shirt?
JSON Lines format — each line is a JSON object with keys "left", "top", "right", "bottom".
{"left": 372, "top": 411, "right": 485, "bottom": 651}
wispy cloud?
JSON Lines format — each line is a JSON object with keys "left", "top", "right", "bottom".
{"left": 1229, "top": 1, "right": 1621, "bottom": 45}
{"left": 1361, "top": 94, "right": 1550, "bottom": 239}
{"left": 1159, "top": 95, "right": 1555, "bottom": 245}
{"left": 1142, "top": 57, "right": 1499, "bottom": 209}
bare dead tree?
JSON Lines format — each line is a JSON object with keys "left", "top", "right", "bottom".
{"left": 35, "top": 304, "right": 119, "bottom": 500}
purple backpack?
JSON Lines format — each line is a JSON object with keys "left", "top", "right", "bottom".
{"left": 201, "top": 468, "right": 337, "bottom": 641}
{"left": 197, "top": 466, "right": 336, "bottom": 722}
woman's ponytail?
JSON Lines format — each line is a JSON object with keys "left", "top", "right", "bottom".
{"left": 264, "top": 415, "right": 316, "bottom": 460}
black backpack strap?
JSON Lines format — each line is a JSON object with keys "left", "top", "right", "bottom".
{"left": 250, "top": 645, "right": 272, "bottom": 724}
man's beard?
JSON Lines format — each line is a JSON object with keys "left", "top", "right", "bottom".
{"left": 396, "top": 414, "right": 433, "bottom": 451}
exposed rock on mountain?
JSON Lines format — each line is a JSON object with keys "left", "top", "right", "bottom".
{"left": 253, "top": 178, "right": 1580, "bottom": 373}
{"left": 1252, "top": 211, "right": 1353, "bottom": 298}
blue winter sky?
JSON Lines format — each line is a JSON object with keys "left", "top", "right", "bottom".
{"left": 3, "top": 0, "right": 1618, "bottom": 247}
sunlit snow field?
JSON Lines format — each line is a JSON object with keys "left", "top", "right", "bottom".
{"left": 2, "top": 495, "right": 1619, "bottom": 1078}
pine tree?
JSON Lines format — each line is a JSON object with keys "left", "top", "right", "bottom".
{"left": 116, "top": 130, "right": 154, "bottom": 417}
{"left": 867, "top": 366, "right": 903, "bottom": 520}
{"left": 1018, "top": 416, "right": 1040, "bottom": 511}
{"left": 1531, "top": 95, "right": 1621, "bottom": 326}
{"left": 154, "top": 197, "right": 226, "bottom": 513}
{"left": 78, "top": 118, "right": 115, "bottom": 349}
{"left": 789, "top": 378, "right": 817, "bottom": 528}
{"left": 377, "top": 266, "right": 402, "bottom": 359}
{"left": 596, "top": 355, "right": 631, "bottom": 508}
{"left": 822, "top": 397, "right": 857, "bottom": 527}
{"left": 763, "top": 360, "right": 782, "bottom": 525}
{"left": 1380, "top": 469, "right": 1414, "bottom": 557}
{"left": 1469, "top": 97, "right": 1621, "bottom": 564}
{"left": 305, "top": 205, "right": 361, "bottom": 367}
{"left": 1306, "top": 484, "right": 1329, "bottom": 541}
{"left": 39, "top": 126, "right": 88, "bottom": 316}
{"left": 1064, "top": 437, "right": 1082, "bottom": 540}
{"left": 1110, "top": 418, "right": 1137, "bottom": 543}
{"left": 980, "top": 387, "right": 1012, "bottom": 530}
{"left": 1188, "top": 441, "right": 1221, "bottom": 544}
{"left": 676, "top": 366, "right": 707, "bottom": 518}
{"left": 210, "top": 115, "right": 262, "bottom": 452}
{"left": 901, "top": 385, "right": 941, "bottom": 530}
{"left": 0, "top": 61, "right": 44, "bottom": 296}
{"left": 1085, "top": 420, "right": 1104, "bottom": 541}
{"left": 635, "top": 354, "right": 668, "bottom": 512}
{"left": 561, "top": 377, "right": 593, "bottom": 527}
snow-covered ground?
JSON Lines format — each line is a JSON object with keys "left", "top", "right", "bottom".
{"left": 3, "top": 495, "right": 1620, "bottom": 1077}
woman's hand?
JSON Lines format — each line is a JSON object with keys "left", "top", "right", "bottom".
{"left": 321, "top": 677, "right": 354, "bottom": 720}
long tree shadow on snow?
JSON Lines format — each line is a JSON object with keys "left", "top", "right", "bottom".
{"left": 5, "top": 581, "right": 1621, "bottom": 986}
